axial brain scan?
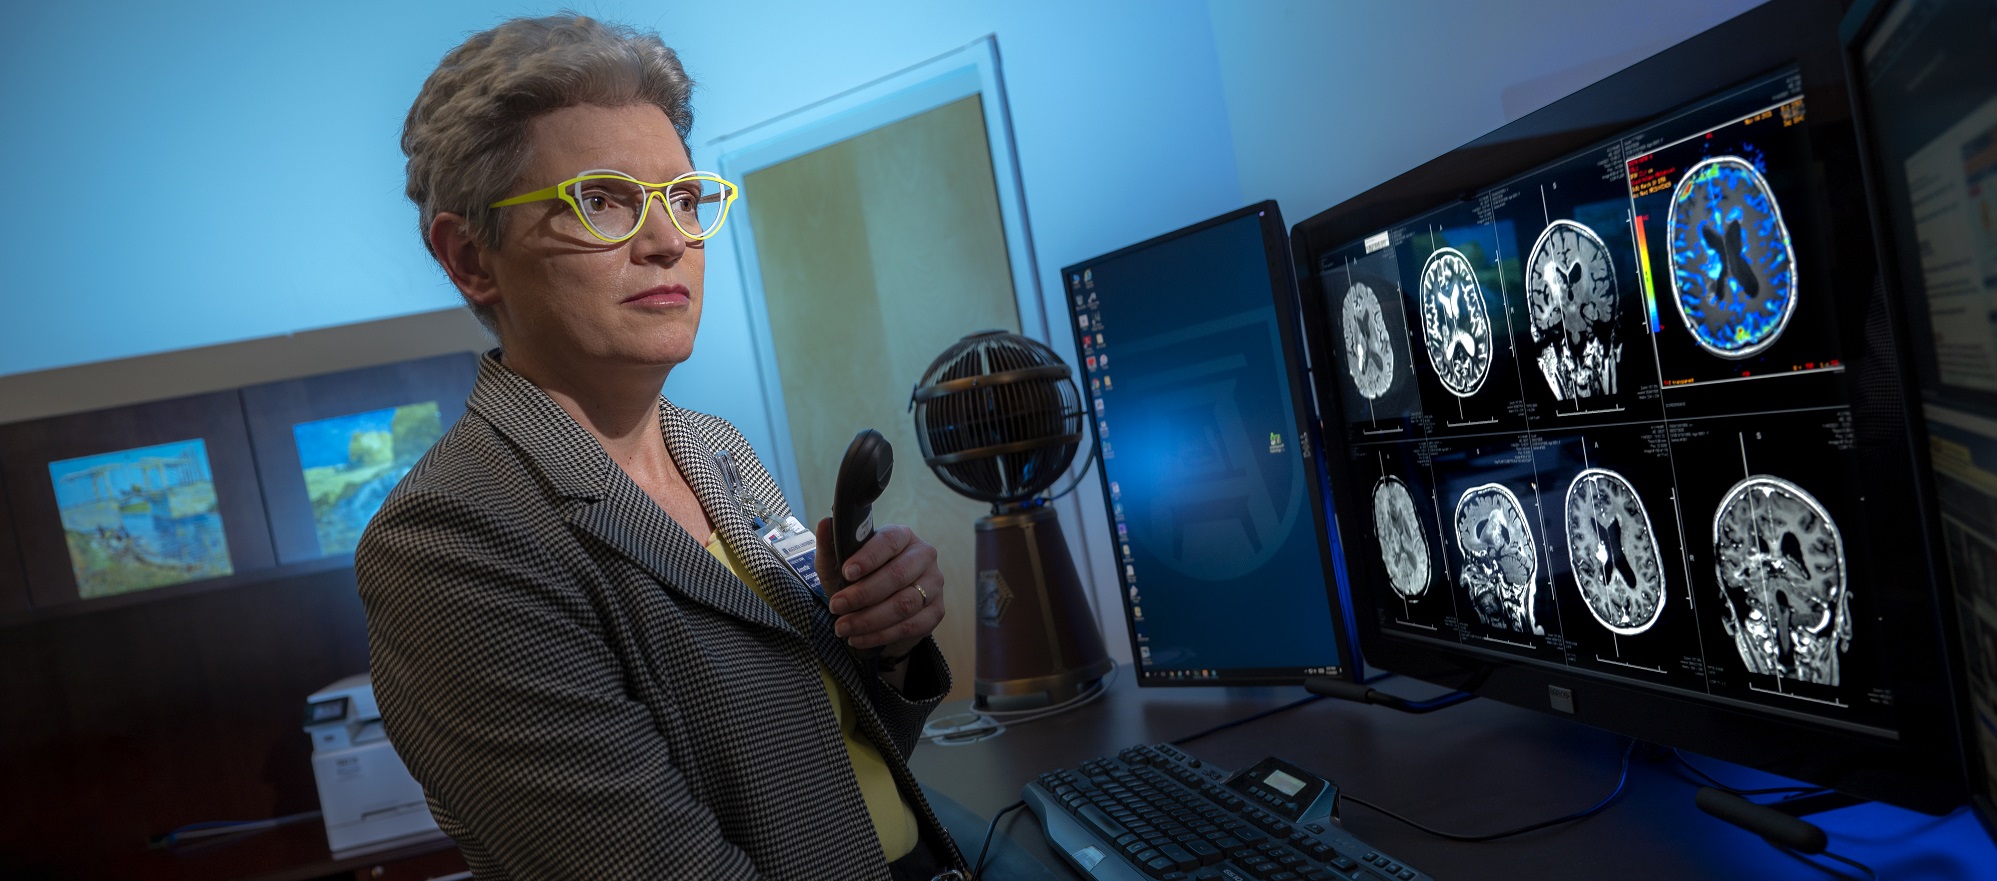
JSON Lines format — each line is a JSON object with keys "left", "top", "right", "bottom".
{"left": 1712, "top": 476, "right": 1850, "bottom": 686}
{"left": 1418, "top": 248, "right": 1494, "bottom": 397}
{"left": 1455, "top": 483, "right": 1542, "bottom": 634}
{"left": 1342, "top": 282, "right": 1396, "bottom": 400}
{"left": 1565, "top": 468, "right": 1665, "bottom": 635}
{"left": 1372, "top": 475, "right": 1430, "bottom": 599}
{"left": 1526, "top": 220, "right": 1620, "bottom": 400}
{"left": 1667, "top": 156, "right": 1797, "bottom": 359}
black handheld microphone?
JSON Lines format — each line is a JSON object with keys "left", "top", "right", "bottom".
{"left": 830, "top": 429, "right": 892, "bottom": 658}
{"left": 829, "top": 429, "right": 893, "bottom": 594}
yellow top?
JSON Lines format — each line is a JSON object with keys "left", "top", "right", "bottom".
{"left": 704, "top": 534, "right": 920, "bottom": 862}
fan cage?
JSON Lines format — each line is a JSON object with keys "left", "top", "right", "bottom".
{"left": 912, "top": 331, "right": 1084, "bottom": 505}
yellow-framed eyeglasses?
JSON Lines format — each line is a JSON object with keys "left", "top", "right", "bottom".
{"left": 490, "top": 169, "right": 740, "bottom": 243}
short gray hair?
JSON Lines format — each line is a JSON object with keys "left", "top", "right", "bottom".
{"left": 401, "top": 14, "right": 696, "bottom": 332}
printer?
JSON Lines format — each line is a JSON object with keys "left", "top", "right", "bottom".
{"left": 304, "top": 674, "right": 446, "bottom": 858}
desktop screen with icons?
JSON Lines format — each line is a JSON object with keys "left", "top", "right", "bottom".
{"left": 1064, "top": 203, "right": 1357, "bottom": 686}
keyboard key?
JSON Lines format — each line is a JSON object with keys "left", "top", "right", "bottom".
{"left": 1186, "top": 840, "right": 1222, "bottom": 865}
{"left": 1267, "top": 873, "right": 1299, "bottom": 881}
{"left": 1145, "top": 856, "right": 1178, "bottom": 877}
{"left": 1076, "top": 804, "right": 1130, "bottom": 842}
{"left": 1160, "top": 844, "right": 1199, "bottom": 871}
{"left": 1328, "top": 855, "right": 1357, "bottom": 871}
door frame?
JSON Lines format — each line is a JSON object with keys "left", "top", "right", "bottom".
{"left": 707, "top": 35, "right": 1049, "bottom": 510}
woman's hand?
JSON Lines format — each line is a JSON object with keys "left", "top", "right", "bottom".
{"left": 814, "top": 520, "right": 944, "bottom": 656}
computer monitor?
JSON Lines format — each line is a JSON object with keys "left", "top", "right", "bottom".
{"left": 1844, "top": 0, "right": 1997, "bottom": 835}
{"left": 1289, "top": 0, "right": 1965, "bottom": 812}
{"left": 1062, "top": 202, "right": 1359, "bottom": 686}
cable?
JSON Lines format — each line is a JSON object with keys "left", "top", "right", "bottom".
{"left": 921, "top": 664, "right": 1119, "bottom": 743}
{"left": 148, "top": 811, "right": 321, "bottom": 849}
{"left": 974, "top": 800, "right": 1028, "bottom": 877}
{"left": 1775, "top": 844, "right": 1879, "bottom": 881}
{"left": 1169, "top": 695, "right": 1327, "bottom": 747}
{"left": 1671, "top": 749, "right": 1825, "bottom": 798}
{"left": 1337, "top": 738, "right": 1636, "bottom": 842}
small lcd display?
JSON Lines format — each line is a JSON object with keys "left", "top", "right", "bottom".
{"left": 1263, "top": 768, "right": 1307, "bottom": 797}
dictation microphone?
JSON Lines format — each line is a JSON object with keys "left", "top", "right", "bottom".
{"left": 1693, "top": 787, "right": 1829, "bottom": 854}
{"left": 830, "top": 429, "right": 893, "bottom": 658}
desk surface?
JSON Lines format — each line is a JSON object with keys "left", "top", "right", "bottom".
{"left": 911, "top": 667, "right": 1997, "bottom": 881}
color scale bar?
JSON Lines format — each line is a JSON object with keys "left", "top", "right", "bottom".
{"left": 1633, "top": 213, "right": 1661, "bottom": 332}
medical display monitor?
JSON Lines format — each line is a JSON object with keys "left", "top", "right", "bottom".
{"left": 1063, "top": 203, "right": 1357, "bottom": 686}
{"left": 1292, "top": 0, "right": 1964, "bottom": 811}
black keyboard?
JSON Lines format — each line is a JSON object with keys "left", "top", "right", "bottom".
{"left": 1023, "top": 742, "right": 1430, "bottom": 881}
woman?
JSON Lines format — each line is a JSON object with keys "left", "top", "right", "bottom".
{"left": 357, "top": 15, "right": 964, "bottom": 880}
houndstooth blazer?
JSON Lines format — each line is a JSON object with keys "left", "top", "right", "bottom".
{"left": 356, "top": 350, "right": 966, "bottom": 880}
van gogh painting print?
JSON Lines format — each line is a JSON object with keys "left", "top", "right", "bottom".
{"left": 292, "top": 401, "right": 442, "bottom": 555}
{"left": 48, "top": 439, "right": 234, "bottom": 598}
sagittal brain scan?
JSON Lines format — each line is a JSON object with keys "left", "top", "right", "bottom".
{"left": 1565, "top": 469, "right": 1665, "bottom": 635}
{"left": 1342, "top": 282, "right": 1396, "bottom": 400}
{"left": 1525, "top": 220, "right": 1620, "bottom": 399}
{"left": 1667, "top": 157, "right": 1797, "bottom": 359}
{"left": 1372, "top": 476, "right": 1430, "bottom": 599}
{"left": 1418, "top": 248, "right": 1493, "bottom": 397}
{"left": 1712, "top": 476, "right": 1850, "bottom": 685}
{"left": 1455, "top": 483, "right": 1541, "bottom": 634}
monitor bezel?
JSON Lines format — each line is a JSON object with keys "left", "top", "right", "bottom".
{"left": 1289, "top": 0, "right": 1965, "bottom": 812}
{"left": 1839, "top": 0, "right": 1995, "bottom": 834}
{"left": 1061, "top": 201, "right": 1363, "bottom": 687}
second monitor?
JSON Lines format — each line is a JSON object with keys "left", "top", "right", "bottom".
{"left": 1062, "top": 202, "right": 1358, "bottom": 686}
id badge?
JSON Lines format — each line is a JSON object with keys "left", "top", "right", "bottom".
{"left": 763, "top": 516, "right": 827, "bottom": 602}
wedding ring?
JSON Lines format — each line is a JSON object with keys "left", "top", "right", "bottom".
{"left": 914, "top": 584, "right": 930, "bottom": 606}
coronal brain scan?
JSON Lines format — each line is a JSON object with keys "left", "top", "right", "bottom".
{"left": 1712, "top": 476, "right": 1850, "bottom": 686}
{"left": 1667, "top": 156, "right": 1797, "bottom": 359}
{"left": 1454, "top": 483, "right": 1541, "bottom": 634}
{"left": 1417, "top": 248, "right": 1493, "bottom": 397}
{"left": 1342, "top": 282, "right": 1396, "bottom": 400}
{"left": 1525, "top": 220, "right": 1620, "bottom": 400}
{"left": 1565, "top": 468, "right": 1665, "bottom": 635}
{"left": 1372, "top": 475, "right": 1430, "bottom": 599}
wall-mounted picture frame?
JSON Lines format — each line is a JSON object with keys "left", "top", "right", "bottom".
{"left": 0, "top": 391, "right": 277, "bottom": 609}
{"left": 240, "top": 352, "right": 477, "bottom": 565}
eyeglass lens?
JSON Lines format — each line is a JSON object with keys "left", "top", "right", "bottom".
{"left": 568, "top": 176, "right": 732, "bottom": 239}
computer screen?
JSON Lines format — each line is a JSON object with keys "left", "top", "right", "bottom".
{"left": 1846, "top": 0, "right": 1997, "bottom": 834}
{"left": 1063, "top": 203, "right": 1357, "bottom": 686}
{"left": 1291, "top": 0, "right": 1965, "bottom": 812}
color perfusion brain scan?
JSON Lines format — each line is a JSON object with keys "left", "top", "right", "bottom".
{"left": 1667, "top": 157, "right": 1797, "bottom": 359}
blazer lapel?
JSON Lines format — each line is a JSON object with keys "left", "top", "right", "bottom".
{"left": 660, "top": 406, "right": 881, "bottom": 706}
{"left": 463, "top": 350, "right": 793, "bottom": 636}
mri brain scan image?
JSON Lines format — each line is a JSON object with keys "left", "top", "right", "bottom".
{"left": 1372, "top": 476, "right": 1430, "bottom": 599}
{"left": 1565, "top": 468, "right": 1665, "bottom": 635}
{"left": 1525, "top": 220, "right": 1621, "bottom": 400}
{"left": 1418, "top": 248, "right": 1494, "bottom": 397}
{"left": 1712, "top": 476, "right": 1850, "bottom": 686}
{"left": 1667, "top": 156, "right": 1797, "bottom": 359}
{"left": 1342, "top": 282, "right": 1396, "bottom": 400}
{"left": 1455, "top": 483, "right": 1542, "bottom": 634}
